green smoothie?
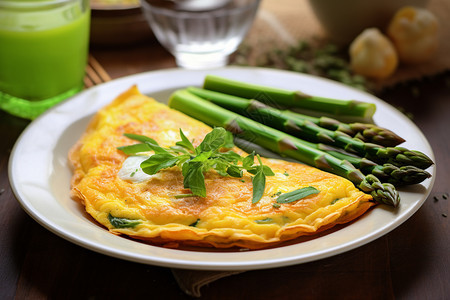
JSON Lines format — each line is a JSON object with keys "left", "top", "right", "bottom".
{"left": 0, "top": 0, "right": 90, "bottom": 119}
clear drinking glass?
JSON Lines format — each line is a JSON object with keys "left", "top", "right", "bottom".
{"left": 140, "top": 0, "right": 260, "bottom": 69}
{"left": 0, "top": 0, "right": 90, "bottom": 120}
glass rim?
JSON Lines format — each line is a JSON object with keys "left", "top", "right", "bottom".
{"left": 0, "top": 0, "right": 81, "bottom": 9}
{"left": 140, "top": 0, "right": 260, "bottom": 17}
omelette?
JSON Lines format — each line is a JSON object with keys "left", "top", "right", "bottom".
{"left": 69, "top": 86, "right": 374, "bottom": 249}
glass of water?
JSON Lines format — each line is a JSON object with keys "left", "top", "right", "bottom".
{"left": 140, "top": 0, "right": 260, "bottom": 69}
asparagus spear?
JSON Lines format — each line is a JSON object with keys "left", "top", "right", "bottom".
{"left": 316, "top": 144, "right": 431, "bottom": 186}
{"left": 187, "top": 87, "right": 433, "bottom": 169}
{"left": 169, "top": 89, "right": 400, "bottom": 207}
{"left": 188, "top": 86, "right": 405, "bottom": 147}
{"left": 285, "top": 113, "right": 404, "bottom": 147}
{"left": 203, "top": 75, "right": 377, "bottom": 123}
{"left": 236, "top": 126, "right": 430, "bottom": 186}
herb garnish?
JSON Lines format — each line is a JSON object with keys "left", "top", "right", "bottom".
{"left": 331, "top": 198, "right": 341, "bottom": 205}
{"left": 276, "top": 186, "right": 320, "bottom": 204}
{"left": 118, "top": 127, "right": 274, "bottom": 203}
{"left": 271, "top": 191, "right": 282, "bottom": 198}
{"left": 108, "top": 213, "right": 141, "bottom": 228}
{"left": 255, "top": 217, "right": 273, "bottom": 224}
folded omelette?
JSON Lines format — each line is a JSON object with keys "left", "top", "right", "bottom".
{"left": 69, "top": 86, "right": 374, "bottom": 249}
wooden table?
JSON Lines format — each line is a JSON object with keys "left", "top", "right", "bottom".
{"left": 1, "top": 39, "right": 449, "bottom": 299}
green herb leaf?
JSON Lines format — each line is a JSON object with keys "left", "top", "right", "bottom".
{"left": 216, "top": 151, "right": 242, "bottom": 164}
{"left": 140, "top": 153, "right": 179, "bottom": 174}
{"left": 176, "top": 129, "right": 195, "bottom": 152}
{"left": 145, "top": 141, "right": 170, "bottom": 154}
{"left": 117, "top": 143, "right": 153, "bottom": 155}
{"left": 223, "top": 131, "right": 235, "bottom": 149}
{"left": 276, "top": 186, "right": 320, "bottom": 204}
{"left": 108, "top": 213, "right": 141, "bottom": 228}
{"left": 227, "top": 165, "right": 243, "bottom": 177}
{"left": 243, "top": 152, "right": 255, "bottom": 169}
{"left": 123, "top": 133, "right": 158, "bottom": 144}
{"left": 190, "top": 151, "right": 213, "bottom": 162}
{"left": 252, "top": 155, "right": 266, "bottom": 204}
{"left": 183, "top": 162, "right": 206, "bottom": 197}
{"left": 169, "top": 145, "right": 190, "bottom": 155}
{"left": 263, "top": 165, "right": 275, "bottom": 176}
{"left": 121, "top": 134, "right": 170, "bottom": 154}
{"left": 247, "top": 165, "right": 274, "bottom": 176}
{"left": 198, "top": 127, "right": 227, "bottom": 152}
{"left": 210, "top": 159, "right": 229, "bottom": 176}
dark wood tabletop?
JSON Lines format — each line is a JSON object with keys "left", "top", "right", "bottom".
{"left": 1, "top": 39, "right": 449, "bottom": 300}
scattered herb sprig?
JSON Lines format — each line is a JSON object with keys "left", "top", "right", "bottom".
{"left": 118, "top": 127, "right": 274, "bottom": 203}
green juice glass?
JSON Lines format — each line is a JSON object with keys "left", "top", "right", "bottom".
{"left": 0, "top": 0, "right": 90, "bottom": 120}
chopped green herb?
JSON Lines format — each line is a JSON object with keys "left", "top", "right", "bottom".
{"left": 331, "top": 198, "right": 341, "bottom": 205}
{"left": 271, "top": 191, "right": 282, "bottom": 198}
{"left": 283, "top": 171, "right": 289, "bottom": 176}
{"left": 119, "top": 127, "right": 274, "bottom": 201}
{"left": 189, "top": 219, "right": 200, "bottom": 227}
{"left": 272, "top": 203, "right": 281, "bottom": 208}
{"left": 240, "top": 179, "right": 246, "bottom": 183}
{"left": 174, "top": 193, "right": 197, "bottom": 199}
{"left": 108, "top": 213, "right": 141, "bottom": 229}
{"left": 255, "top": 217, "right": 273, "bottom": 224}
{"left": 276, "top": 186, "right": 320, "bottom": 204}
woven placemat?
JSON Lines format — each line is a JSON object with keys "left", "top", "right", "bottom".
{"left": 171, "top": 0, "right": 449, "bottom": 297}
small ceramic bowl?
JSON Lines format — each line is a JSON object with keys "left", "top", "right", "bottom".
{"left": 307, "top": 0, "right": 429, "bottom": 44}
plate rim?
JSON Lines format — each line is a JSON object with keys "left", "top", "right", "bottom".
{"left": 8, "top": 66, "right": 435, "bottom": 270}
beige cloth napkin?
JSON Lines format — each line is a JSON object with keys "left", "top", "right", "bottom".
{"left": 171, "top": 0, "right": 450, "bottom": 296}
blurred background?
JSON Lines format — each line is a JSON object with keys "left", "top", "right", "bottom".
{"left": 90, "top": 0, "right": 449, "bottom": 92}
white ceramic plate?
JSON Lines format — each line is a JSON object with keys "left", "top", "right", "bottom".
{"left": 9, "top": 67, "right": 435, "bottom": 271}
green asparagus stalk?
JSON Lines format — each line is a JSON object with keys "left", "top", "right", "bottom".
{"left": 285, "top": 113, "right": 404, "bottom": 147}
{"left": 316, "top": 144, "right": 431, "bottom": 186}
{"left": 187, "top": 87, "right": 433, "bottom": 169}
{"left": 189, "top": 86, "right": 405, "bottom": 147}
{"left": 203, "top": 75, "right": 377, "bottom": 123}
{"left": 169, "top": 89, "right": 400, "bottom": 207}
